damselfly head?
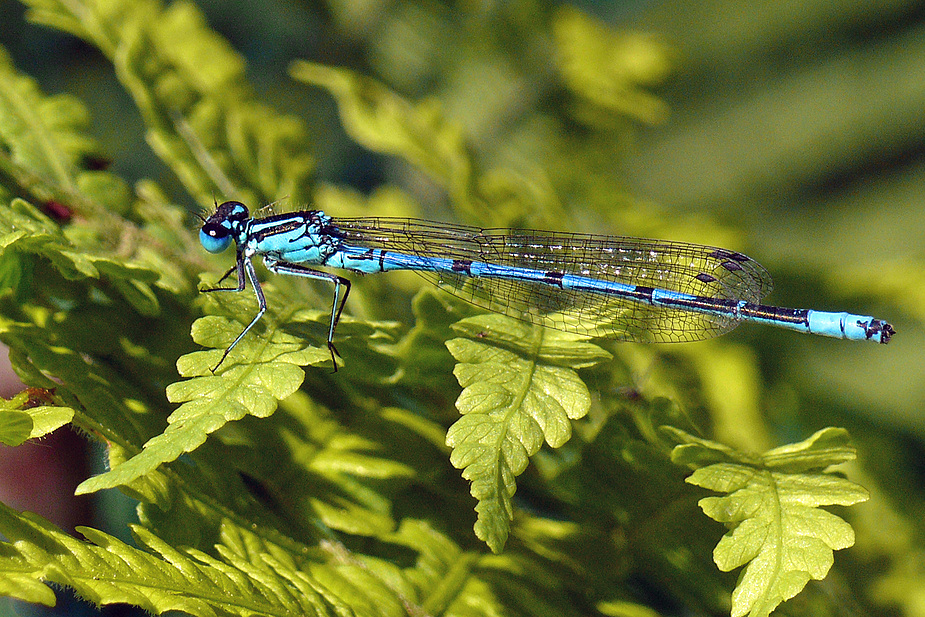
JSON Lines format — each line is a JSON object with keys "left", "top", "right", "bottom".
{"left": 200, "top": 201, "right": 250, "bottom": 253}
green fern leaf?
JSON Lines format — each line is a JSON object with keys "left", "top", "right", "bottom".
{"left": 0, "top": 387, "right": 73, "bottom": 444}
{"left": 0, "top": 310, "right": 157, "bottom": 437}
{"left": 379, "top": 518, "right": 520, "bottom": 617}
{"left": 121, "top": 1, "right": 313, "bottom": 206}
{"left": 262, "top": 394, "right": 417, "bottom": 537}
{"left": 0, "top": 499, "right": 363, "bottom": 615}
{"left": 0, "top": 198, "right": 97, "bottom": 279}
{"left": 291, "top": 61, "right": 474, "bottom": 208}
{"left": 0, "top": 51, "right": 193, "bottom": 305}
{"left": 445, "top": 314, "right": 611, "bottom": 552}
{"left": 74, "top": 271, "right": 396, "bottom": 498}
{"left": 673, "top": 428, "right": 869, "bottom": 617}
{"left": 0, "top": 47, "right": 132, "bottom": 212}
{"left": 75, "top": 306, "right": 331, "bottom": 495}
{"left": 0, "top": 47, "right": 98, "bottom": 189}
{"left": 24, "top": 0, "right": 313, "bottom": 207}
{"left": 291, "top": 61, "right": 564, "bottom": 227}
{"left": 0, "top": 199, "right": 162, "bottom": 316}
{"left": 552, "top": 5, "right": 671, "bottom": 125}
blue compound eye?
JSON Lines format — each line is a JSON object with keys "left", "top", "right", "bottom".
{"left": 200, "top": 224, "right": 232, "bottom": 253}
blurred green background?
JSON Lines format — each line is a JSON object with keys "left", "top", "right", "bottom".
{"left": 630, "top": 0, "right": 923, "bottom": 435}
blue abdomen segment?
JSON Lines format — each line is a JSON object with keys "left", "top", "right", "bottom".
{"left": 329, "top": 244, "right": 894, "bottom": 344}
{"left": 733, "top": 304, "right": 892, "bottom": 343}
{"left": 804, "top": 310, "right": 892, "bottom": 342}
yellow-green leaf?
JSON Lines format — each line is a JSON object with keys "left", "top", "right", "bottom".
{"left": 446, "top": 313, "right": 610, "bottom": 552}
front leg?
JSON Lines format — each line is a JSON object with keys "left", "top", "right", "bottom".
{"left": 203, "top": 249, "right": 247, "bottom": 293}
{"left": 204, "top": 254, "right": 267, "bottom": 373}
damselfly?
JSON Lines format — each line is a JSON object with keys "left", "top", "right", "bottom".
{"left": 199, "top": 201, "right": 894, "bottom": 371}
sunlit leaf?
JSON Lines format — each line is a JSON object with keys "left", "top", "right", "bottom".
{"left": 676, "top": 428, "right": 869, "bottom": 617}
{"left": 76, "top": 309, "right": 327, "bottom": 495}
{"left": 446, "top": 314, "right": 610, "bottom": 552}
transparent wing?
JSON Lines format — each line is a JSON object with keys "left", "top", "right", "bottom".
{"left": 331, "top": 217, "right": 773, "bottom": 342}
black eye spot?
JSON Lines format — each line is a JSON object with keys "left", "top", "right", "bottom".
{"left": 203, "top": 222, "right": 229, "bottom": 238}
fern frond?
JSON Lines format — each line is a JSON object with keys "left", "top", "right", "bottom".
{"left": 0, "top": 48, "right": 88, "bottom": 189}
{"left": 79, "top": 269, "right": 401, "bottom": 496}
{"left": 0, "top": 48, "right": 201, "bottom": 307}
{"left": 24, "top": 0, "right": 313, "bottom": 208}
{"left": 291, "top": 61, "right": 562, "bottom": 226}
{"left": 445, "top": 314, "right": 611, "bottom": 552}
{"left": 0, "top": 387, "right": 73, "bottom": 444}
{"left": 0, "top": 47, "right": 131, "bottom": 213}
{"left": 670, "top": 427, "right": 869, "bottom": 617}
{"left": 291, "top": 61, "right": 474, "bottom": 210}
{"left": 0, "top": 499, "right": 370, "bottom": 616}
{"left": 0, "top": 193, "right": 192, "bottom": 452}
{"left": 76, "top": 309, "right": 327, "bottom": 495}
{"left": 219, "top": 390, "right": 419, "bottom": 537}
{"left": 552, "top": 5, "right": 671, "bottom": 125}
{"left": 0, "top": 198, "right": 161, "bottom": 315}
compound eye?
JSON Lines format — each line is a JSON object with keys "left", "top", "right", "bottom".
{"left": 200, "top": 223, "right": 233, "bottom": 253}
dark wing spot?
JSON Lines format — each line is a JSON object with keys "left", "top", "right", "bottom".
{"left": 721, "top": 261, "right": 744, "bottom": 272}
{"left": 709, "top": 248, "right": 750, "bottom": 262}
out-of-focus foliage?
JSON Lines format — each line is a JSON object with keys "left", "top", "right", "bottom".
{"left": 0, "top": 1, "right": 918, "bottom": 616}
